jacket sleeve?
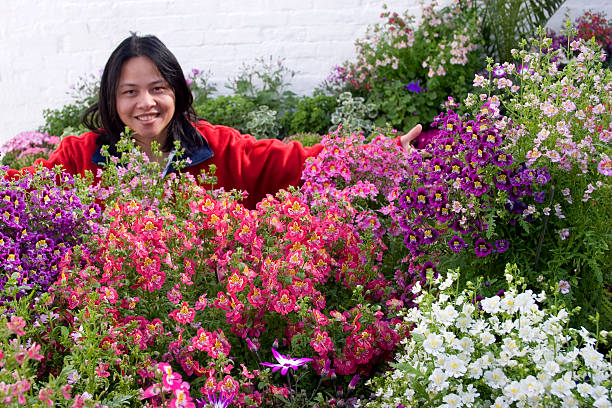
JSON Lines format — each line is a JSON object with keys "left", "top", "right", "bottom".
{"left": 203, "top": 123, "right": 324, "bottom": 208}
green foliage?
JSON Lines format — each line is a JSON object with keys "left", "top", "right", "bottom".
{"left": 39, "top": 104, "right": 88, "bottom": 137}
{"left": 287, "top": 93, "right": 337, "bottom": 135}
{"left": 330, "top": 92, "right": 377, "bottom": 133}
{"left": 186, "top": 68, "right": 218, "bottom": 106}
{"left": 329, "top": 1, "right": 484, "bottom": 132}
{"left": 226, "top": 56, "right": 298, "bottom": 118}
{"left": 245, "top": 105, "right": 282, "bottom": 139}
{"left": 477, "top": 0, "right": 565, "bottom": 62}
{"left": 193, "top": 95, "right": 256, "bottom": 133}
{"left": 283, "top": 132, "right": 323, "bottom": 147}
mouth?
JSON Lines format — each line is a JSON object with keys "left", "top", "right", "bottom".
{"left": 135, "top": 113, "right": 160, "bottom": 121}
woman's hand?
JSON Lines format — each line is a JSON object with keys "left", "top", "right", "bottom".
{"left": 400, "top": 124, "right": 422, "bottom": 152}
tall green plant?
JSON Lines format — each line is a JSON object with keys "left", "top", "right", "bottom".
{"left": 478, "top": 0, "right": 566, "bottom": 62}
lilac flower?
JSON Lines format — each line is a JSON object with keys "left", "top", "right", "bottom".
{"left": 558, "top": 228, "right": 570, "bottom": 240}
{"left": 558, "top": 280, "right": 570, "bottom": 294}
{"left": 197, "top": 391, "right": 235, "bottom": 408}
{"left": 474, "top": 238, "right": 493, "bottom": 257}
{"left": 348, "top": 374, "right": 360, "bottom": 390}
{"left": 260, "top": 347, "right": 313, "bottom": 375}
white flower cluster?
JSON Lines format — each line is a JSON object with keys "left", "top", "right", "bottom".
{"left": 360, "top": 266, "right": 612, "bottom": 408}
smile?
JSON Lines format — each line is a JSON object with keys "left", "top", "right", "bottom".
{"left": 136, "top": 113, "right": 159, "bottom": 121}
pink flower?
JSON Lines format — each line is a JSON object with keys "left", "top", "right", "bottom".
{"left": 7, "top": 315, "right": 26, "bottom": 336}
{"left": 169, "top": 302, "right": 196, "bottom": 324}
{"left": 95, "top": 362, "right": 110, "bottom": 378}
{"left": 597, "top": 155, "right": 612, "bottom": 176}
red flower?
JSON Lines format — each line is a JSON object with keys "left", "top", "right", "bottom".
{"left": 310, "top": 329, "right": 334, "bottom": 355}
{"left": 226, "top": 271, "right": 247, "bottom": 293}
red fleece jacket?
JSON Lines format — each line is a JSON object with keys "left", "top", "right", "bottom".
{"left": 6, "top": 121, "right": 324, "bottom": 209}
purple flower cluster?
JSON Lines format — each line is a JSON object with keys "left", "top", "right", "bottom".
{"left": 0, "top": 168, "right": 101, "bottom": 301}
{"left": 395, "top": 103, "right": 550, "bottom": 259}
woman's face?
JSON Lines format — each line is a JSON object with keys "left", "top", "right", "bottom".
{"left": 116, "top": 56, "right": 176, "bottom": 146}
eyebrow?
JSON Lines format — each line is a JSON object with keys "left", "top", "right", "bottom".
{"left": 118, "top": 79, "right": 167, "bottom": 88}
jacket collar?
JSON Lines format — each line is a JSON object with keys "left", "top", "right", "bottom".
{"left": 91, "top": 122, "right": 214, "bottom": 175}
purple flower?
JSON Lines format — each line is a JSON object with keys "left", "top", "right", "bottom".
{"left": 404, "top": 228, "right": 423, "bottom": 249}
{"left": 436, "top": 206, "right": 453, "bottom": 223}
{"left": 421, "top": 261, "right": 437, "bottom": 279}
{"left": 413, "top": 188, "right": 428, "bottom": 208}
{"left": 495, "top": 239, "right": 509, "bottom": 253}
{"left": 197, "top": 391, "right": 235, "bottom": 408}
{"left": 404, "top": 80, "right": 424, "bottom": 93}
{"left": 534, "top": 191, "right": 546, "bottom": 203}
{"left": 348, "top": 374, "right": 360, "bottom": 390}
{"left": 474, "top": 238, "right": 493, "bottom": 257}
{"left": 558, "top": 280, "right": 570, "bottom": 294}
{"left": 448, "top": 235, "right": 466, "bottom": 252}
{"left": 492, "top": 151, "right": 513, "bottom": 167}
{"left": 535, "top": 168, "right": 551, "bottom": 185}
{"left": 260, "top": 347, "right": 313, "bottom": 375}
{"left": 494, "top": 170, "right": 511, "bottom": 191}
{"left": 429, "top": 186, "right": 447, "bottom": 208}
{"left": 482, "top": 131, "right": 502, "bottom": 148}
{"left": 421, "top": 227, "right": 439, "bottom": 245}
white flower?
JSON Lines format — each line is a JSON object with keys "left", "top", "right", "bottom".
{"left": 480, "top": 330, "right": 496, "bottom": 346}
{"left": 490, "top": 396, "right": 509, "bottom": 408}
{"left": 484, "top": 368, "right": 508, "bottom": 389}
{"left": 594, "top": 397, "right": 612, "bottom": 408}
{"left": 500, "top": 294, "right": 518, "bottom": 314}
{"left": 581, "top": 345, "right": 604, "bottom": 369}
{"left": 460, "top": 384, "right": 479, "bottom": 405}
{"left": 428, "top": 367, "right": 449, "bottom": 391}
{"left": 457, "top": 337, "right": 474, "bottom": 354}
{"left": 437, "top": 304, "right": 459, "bottom": 326}
{"left": 542, "top": 360, "right": 560, "bottom": 377}
{"left": 550, "top": 375, "right": 575, "bottom": 398}
{"left": 442, "top": 392, "right": 463, "bottom": 408}
{"left": 444, "top": 355, "right": 467, "bottom": 378}
{"left": 503, "top": 380, "right": 522, "bottom": 401}
{"left": 423, "top": 333, "right": 444, "bottom": 354}
{"left": 576, "top": 382, "right": 593, "bottom": 398}
{"left": 514, "top": 291, "right": 536, "bottom": 314}
{"left": 480, "top": 296, "right": 501, "bottom": 314}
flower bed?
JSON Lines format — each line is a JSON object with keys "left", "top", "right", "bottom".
{"left": 0, "top": 19, "right": 611, "bottom": 408}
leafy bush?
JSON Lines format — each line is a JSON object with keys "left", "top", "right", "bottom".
{"left": 330, "top": 1, "right": 484, "bottom": 132}
{"left": 245, "top": 105, "right": 282, "bottom": 139}
{"left": 186, "top": 68, "right": 218, "bottom": 106}
{"left": 330, "top": 92, "right": 377, "bottom": 134}
{"left": 39, "top": 104, "right": 88, "bottom": 137}
{"left": 194, "top": 95, "right": 256, "bottom": 132}
{"left": 287, "top": 93, "right": 337, "bottom": 135}
{"left": 284, "top": 132, "right": 323, "bottom": 147}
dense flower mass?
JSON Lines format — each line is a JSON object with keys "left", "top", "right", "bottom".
{"left": 362, "top": 265, "right": 612, "bottom": 408}
{"left": 395, "top": 102, "right": 549, "bottom": 261}
{"left": 0, "top": 166, "right": 100, "bottom": 301}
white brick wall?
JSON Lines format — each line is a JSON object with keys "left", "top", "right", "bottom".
{"left": 0, "top": 0, "right": 610, "bottom": 145}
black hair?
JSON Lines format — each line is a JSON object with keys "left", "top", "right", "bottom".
{"left": 82, "top": 33, "right": 202, "bottom": 153}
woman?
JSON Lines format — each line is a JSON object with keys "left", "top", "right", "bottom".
{"left": 7, "top": 34, "right": 421, "bottom": 209}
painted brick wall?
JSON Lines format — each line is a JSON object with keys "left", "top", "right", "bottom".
{"left": 0, "top": 0, "right": 610, "bottom": 145}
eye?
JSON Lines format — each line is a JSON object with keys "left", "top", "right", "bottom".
{"left": 122, "top": 89, "right": 136, "bottom": 95}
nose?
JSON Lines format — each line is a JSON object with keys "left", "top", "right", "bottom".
{"left": 136, "top": 91, "right": 155, "bottom": 109}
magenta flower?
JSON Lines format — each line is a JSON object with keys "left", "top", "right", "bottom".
{"left": 448, "top": 235, "right": 466, "bottom": 252}
{"left": 474, "top": 238, "right": 493, "bottom": 257}
{"left": 197, "top": 391, "right": 235, "bottom": 408}
{"left": 261, "top": 347, "right": 313, "bottom": 375}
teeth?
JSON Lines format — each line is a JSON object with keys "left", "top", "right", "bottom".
{"left": 137, "top": 114, "right": 157, "bottom": 121}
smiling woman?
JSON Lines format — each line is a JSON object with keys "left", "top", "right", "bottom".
{"left": 115, "top": 56, "right": 176, "bottom": 162}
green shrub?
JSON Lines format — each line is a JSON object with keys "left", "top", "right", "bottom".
{"left": 39, "top": 104, "right": 88, "bottom": 137}
{"left": 288, "top": 93, "right": 337, "bottom": 135}
{"left": 284, "top": 132, "right": 323, "bottom": 147}
{"left": 330, "top": 92, "right": 377, "bottom": 133}
{"left": 194, "top": 95, "right": 256, "bottom": 133}
{"left": 244, "top": 105, "right": 282, "bottom": 139}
